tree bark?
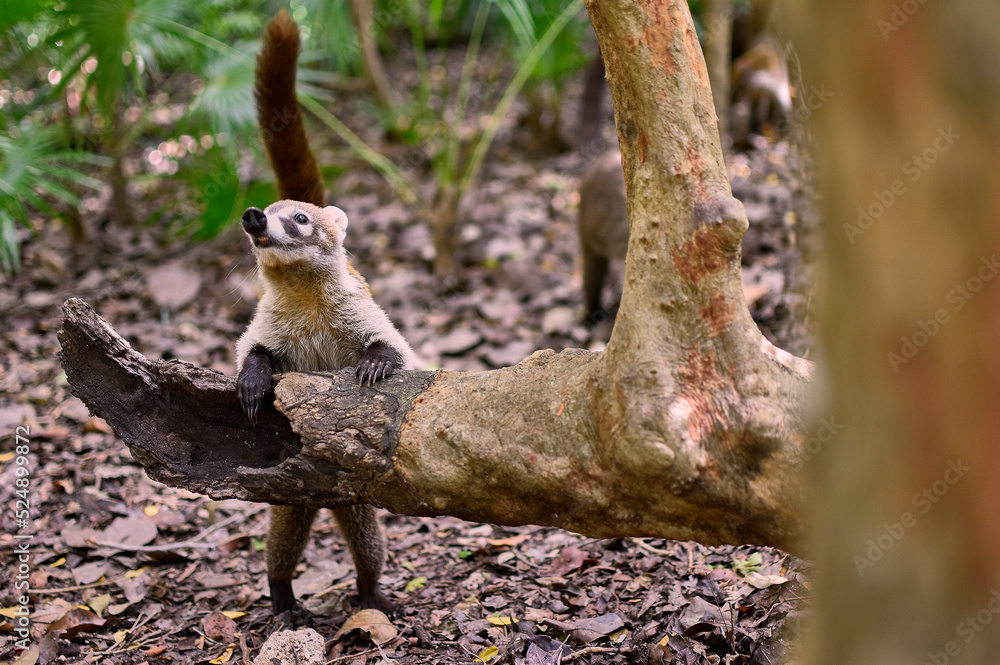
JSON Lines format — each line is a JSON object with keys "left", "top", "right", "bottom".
{"left": 59, "top": 0, "right": 812, "bottom": 554}
{"left": 788, "top": 1, "right": 1000, "bottom": 663}
{"left": 58, "top": 297, "right": 806, "bottom": 548}
{"left": 701, "top": 0, "right": 733, "bottom": 143}
{"left": 346, "top": 0, "right": 395, "bottom": 109}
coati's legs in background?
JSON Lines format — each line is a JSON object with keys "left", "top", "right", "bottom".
{"left": 582, "top": 245, "right": 611, "bottom": 325}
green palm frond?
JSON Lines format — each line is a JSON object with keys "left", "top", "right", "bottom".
{"left": 496, "top": 0, "right": 589, "bottom": 82}
{"left": 0, "top": 127, "right": 109, "bottom": 272}
{"left": 52, "top": 0, "right": 196, "bottom": 113}
{"left": 0, "top": 0, "right": 54, "bottom": 31}
{"left": 192, "top": 44, "right": 256, "bottom": 135}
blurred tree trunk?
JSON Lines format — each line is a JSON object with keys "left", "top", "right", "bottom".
{"left": 108, "top": 105, "right": 135, "bottom": 227}
{"left": 702, "top": 0, "right": 733, "bottom": 142}
{"left": 789, "top": 0, "right": 1000, "bottom": 663}
{"left": 428, "top": 183, "right": 459, "bottom": 277}
{"left": 347, "top": 0, "right": 394, "bottom": 109}
{"left": 749, "top": 0, "right": 776, "bottom": 37}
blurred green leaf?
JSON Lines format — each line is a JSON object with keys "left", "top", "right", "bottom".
{"left": 194, "top": 46, "right": 256, "bottom": 135}
{"left": 0, "top": 0, "right": 53, "bottom": 31}
{"left": 0, "top": 127, "right": 109, "bottom": 272}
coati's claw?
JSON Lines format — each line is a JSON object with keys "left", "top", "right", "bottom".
{"left": 238, "top": 379, "right": 265, "bottom": 424}
{"left": 356, "top": 342, "right": 399, "bottom": 387}
{"left": 238, "top": 345, "right": 274, "bottom": 424}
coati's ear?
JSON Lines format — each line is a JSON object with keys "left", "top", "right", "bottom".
{"left": 324, "top": 206, "right": 349, "bottom": 232}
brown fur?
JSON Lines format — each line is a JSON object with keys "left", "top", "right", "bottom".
{"left": 578, "top": 51, "right": 608, "bottom": 151}
{"left": 730, "top": 34, "right": 792, "bottom": 138}
{"left": 266, "top": 505, "right": 318, "bottom": 614}
{"left": 255, "top": 10, "right": 325, "bottom": 207}
{"left": 578, "top": 150, "right": 629, "bottom": 323}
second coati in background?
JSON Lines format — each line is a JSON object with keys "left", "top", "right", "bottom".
{"left": 578, "top": 150, "right": 628, "bottom": 325}
{"left": 575, "top": 26, "right": 792, "bottom": 326}
{"left": 237, "top": 10, "right": 414, "bottom": 615}
{"left": 575, "top": 50, "right": 628, "bottom": 327}
{"left": 730, "top": 34, "right": 793, "bottom": 142}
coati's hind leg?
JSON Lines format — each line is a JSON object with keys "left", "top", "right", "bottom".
{"left": 266, "top": 505, "right": 318, "bottom": 614}
{"left": 332, "top": 505, "right": 397, "bottom": 614}
{"left": 582, "top": 245, "right": 611, "bottom": 326}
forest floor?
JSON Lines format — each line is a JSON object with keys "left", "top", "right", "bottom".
{"left": 0, "top": 60, "right": 819, "bottom": 665}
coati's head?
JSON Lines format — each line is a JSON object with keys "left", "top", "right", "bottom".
{"left": 241, "top": 200, "right": 348, "bottom": 270}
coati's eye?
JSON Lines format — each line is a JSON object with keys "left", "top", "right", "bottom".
{"left": 293, "top": 213, "right": 309, "bottom": 225}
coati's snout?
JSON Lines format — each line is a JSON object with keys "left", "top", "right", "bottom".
{"left": 242, "top": 207, "right": 267, "bottom": 235}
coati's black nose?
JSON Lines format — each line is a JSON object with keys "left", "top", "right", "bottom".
{"left": 242, "top": 207, "right": 267, "bottom": 235}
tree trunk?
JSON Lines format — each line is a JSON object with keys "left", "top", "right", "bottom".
{"left": 788, "top": 1, "right": 1000, "bottom": 663}
{"left": 346, "top": 0, "right": 395, "bottom": 109}
{"left": 59, "top": 0, "right": 812, "bottom": 557}
{"left": 428, "top": 183, "right": 459, "bottom": 277}
{"left": 577, "top": 51, "right": 608, "bottom": 153}
{"left": 702, "top": 0, "right": 733, "bottom": 143}
{"left": 108, "top": 105, "right": 135, "bottom": 227}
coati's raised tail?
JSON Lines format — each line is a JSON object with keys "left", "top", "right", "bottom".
{"left": 255, "top": 9, "right": 324, "bottom": 207}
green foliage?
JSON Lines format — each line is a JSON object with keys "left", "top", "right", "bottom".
{"left": 181, "top": 147, "right": 276, "bottom": 240}
{"left": 293, "top": 0, "right": 361, "bottom": 74}
{"left": 0, "top": 126, "right": 108, "bottom": 271}
{"left": 0, "top": 0, "right": 596, "bottom": 271}
{"left": 731, "top": 552, "right": 764, "bottom": 576}
{"left": 0, "top": 0, "right": 275, "bottom": 265}
{"left": 191, "top": 47, "right": 257, "bottom": 135}
{"left": 53, "top": 0, "right": 191, "bottom": 115}
{"left": 497, "top": 0, "right": 589, "bottom": 86}
{"left": 0, "top": 0, "right": 55, "bottom": 31}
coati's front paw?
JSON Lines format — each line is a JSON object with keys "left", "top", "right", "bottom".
{"left": 356, "top": 341, "right": 399, "bottom": 386}
{"left": 237, "top": 367, "right": 271, "bottom": 424}
{"left": 238, "top": 346, "right": 275, "bottom": 424}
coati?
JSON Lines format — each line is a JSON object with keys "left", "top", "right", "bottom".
{"left": 730, "top": 34, "right": 793, "bottom": 141}
{"left": 575, "top": 30, "right": 791, "bottom": 325}
{"left": 575, "top": 48, "right": 628, "bottom": 326}
{"left": 237, "top": 10, "right": 415, "bottom": 616}
{"left": 578, "top": 149, "right": 628, "bottom": 325}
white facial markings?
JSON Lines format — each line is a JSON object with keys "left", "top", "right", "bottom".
{"left": 295, "top": 215, "right": 316, "bottom": 238}
{"left": 265, "top": 211, "right": 289, "bottom": 241}
{"left": 253, "top": 201, "right": 345, "bottom": 254}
